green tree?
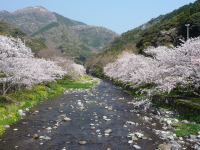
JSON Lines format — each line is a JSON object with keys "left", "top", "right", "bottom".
{"left": 186, "top": 12, "right": 200, "bottom": 37}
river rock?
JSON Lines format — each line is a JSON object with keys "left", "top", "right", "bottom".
{"left": 133, "top": 145, "right": 141, "bottom": 149}
{"left": 96, "top": 129, "right": 100, "bottom": 132}
{"left": 166, "top": 120, "right": 172, "bottom": 125}
{"left": 142, "top": 136, "right": 148, "bottom": 140}
{"left": 181, "top": 120, "right": 189, "bottom": 123}
{"left": 103, "top": 116, "right": 107, "bottom": 119}
{"left": 46, "top": 127, "right": 52, "bottom": 130}
{"left": 105, "top": 118, "right": 111, "bottom": 121}
{"left": 158, "top": 144, "right": 170, "bottom": 150}
{"left": 126, "top": 121, "right": 135, "bottom": 125}
{"left": 168, "top": 140, "right": 181, "bottom": 149}
{"left": 132, "top": 135, "right": 138, "bottom": 141}
{"left": 79, "top": 141, "right": 87, "bottom": 145}
{"left": 22, "top": 122, "right": 28, "bottom": 125}
{"left": 197, "top": 135, "right": 200, "bottom": 139}
{"left": 143, "top": 116, "right": 150, "bottom": 121}
{"left": 32, "top": 112, "right": 37, "bottom": 115}
{"left": 188, "top": 135, "right": 197, "bottom": 141}
{"left": 18, "top": 110, "right": 25, "bottom": 116}
{"left": 104, "top": 129, "right": 112, "bottom": 134}
{"left": 108, "top": 106, "right": 113, "bottom": 111}
{"left": 33, "top": 134, "right": 39, "bottom": 139}
{"left": 135, "top": 132, "right": 144, "bottom": 138}
{"left": 63, "top": 117, "right": 71, "bottom": 121}
{"left": 128, "top": 140, "right": 133, "bottom": 144}
{"left": 172, "top": 119, "right": 179, "bottom": 124}
{"left": 4, "top": 125, "right": 10, "bottom": 128}
{"left": 40, "top": 135, "right": 51, "bottom": 140}
{"left": 179, "top": 137, "right": 183, "bottom": 141}
{"left": 91, "top": 127, "right": 95, "bottom": 130}
{"left": 152, "top": 123, "right": 156, "bottom": 126}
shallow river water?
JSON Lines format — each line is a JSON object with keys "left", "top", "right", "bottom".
{"left": 0, "top": 79, "right": 195, "bottom": 150}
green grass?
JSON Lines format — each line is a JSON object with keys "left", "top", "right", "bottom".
{"left": 59, "top": 80, "right": 94, "bottom": 89}
{"left": 128, "top": 90, "right": 143, "bottom": 98}
{"left": 0, "top": 75, "right": 97, "bottom": 137}
{"left": 58, "top": 75, "right": 97, "bottom": 90}
{"left": 172, "top": 123, "right": 200, "bottom": 137}
{"left": 178, "top": 113, "right": 200, "bottom": 124}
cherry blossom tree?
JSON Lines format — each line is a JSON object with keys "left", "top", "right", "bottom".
{"left": 49, "top": 57, "right": 85, "bottom": 78}
{"left": 0, "top": 35, "right": 86, "bottom": 95}
{"left": 104, "top": 36, "right": 200, "bottom": 93}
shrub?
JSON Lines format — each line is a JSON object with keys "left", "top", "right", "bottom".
{"left": 0, "top": 96, "right": 7, "bottom": 103}
{"left": 45, "top": 81, "right": 57, "bottom": 89}
{"left": 0, "top": 125, "right": 5, "bottom": 137}
{"left": 36, "top": 85, "right": 46, "bottom": 91}
{"left": 36, "top": 91, "right": 48, "bottom": 99}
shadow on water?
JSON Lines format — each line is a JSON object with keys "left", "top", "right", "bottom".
{"left": 0, "top": 80, "right": 195, "bottom": 150}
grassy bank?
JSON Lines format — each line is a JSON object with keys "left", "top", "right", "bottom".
{"left": 0, "top": 75, "right": 97, "bottom": 137}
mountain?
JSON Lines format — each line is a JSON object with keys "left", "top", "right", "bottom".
{"left": 86, "top": 0, "right": 200, "bottom": 77}
{"left": 0, "top": 7, "right": 57, "bottom": 34}
{"left": 0, "top": 6, "right": 119, "bottom": 64}
{"left": 0, "top": 19, "right": 46, "bottom": 53}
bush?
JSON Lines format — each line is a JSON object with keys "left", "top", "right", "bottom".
{"left": 36, "top": 85, "right": 46, "bottom": 91}
{"left": 0, "top": 125, "right": 5, "bottom": 137}
{"left": 45, "top": 81, "right": 57, "bottom": 89}
{"left": 26, "top": 94, "right": 36, "bottom": 100}
{"left": 0, "top": 96, "right": 7, "bottom": 103}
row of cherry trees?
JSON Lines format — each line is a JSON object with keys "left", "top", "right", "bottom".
{"left": 104, "top": 37, "right": 200, "bottom": 93}
{"left": 0, "top": 35, "right": 85, "bottom": 95}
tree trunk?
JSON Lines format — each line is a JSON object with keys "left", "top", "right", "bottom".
{"left": 3, "top": 82, "right": 6, "bottom": 96}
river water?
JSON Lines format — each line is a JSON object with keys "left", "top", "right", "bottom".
{"left": 0, "top": 79, "right": 195, "bottom": 150}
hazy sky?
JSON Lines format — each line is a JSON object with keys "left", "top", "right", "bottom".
{"left": 0, "top": 0, "right": 197, "bottom": 34}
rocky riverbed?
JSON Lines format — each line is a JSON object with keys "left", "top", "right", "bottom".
{"left": 0, "top": 79, "right": 199, "bottom": 150}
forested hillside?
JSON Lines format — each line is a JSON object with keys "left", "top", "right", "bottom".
{"left": 136, "top": 0, "right": 200, "bottom": 53}
{"left": 87, "top": 0, "right": 200, "bottom": 77}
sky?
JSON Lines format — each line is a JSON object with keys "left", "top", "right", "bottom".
{"left": 0, "top": 0, "right": 197, "bottom": 34}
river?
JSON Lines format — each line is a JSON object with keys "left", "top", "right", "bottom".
{"left": 0, "top": 79, "right": 196, "bottom": 150}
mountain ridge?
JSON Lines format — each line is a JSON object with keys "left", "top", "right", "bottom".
{"left": 0, "top": 6, "right": 119, "bottom": 64}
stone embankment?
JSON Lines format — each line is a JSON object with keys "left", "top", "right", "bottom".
{"left": 152, "top": 94, "right": 200, "bottom": 115}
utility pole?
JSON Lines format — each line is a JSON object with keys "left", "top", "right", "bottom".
{"left": 185, "top": 24, "right": 190, "bottom": 40}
